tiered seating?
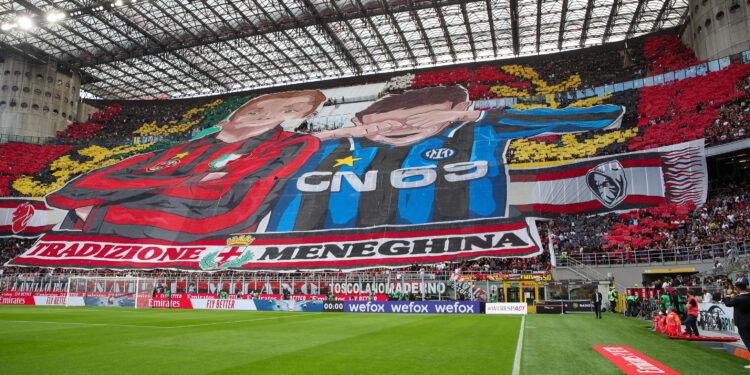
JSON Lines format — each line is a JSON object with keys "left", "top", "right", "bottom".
{"left": 549, "top": 182, "right": 750, "bottom": 265}
{"left": 705, "top": 74, "right": 750, "bottom": 144}
{"left": 105, "top": 100, "right": 198, "bottom": 140}
{"left": 386, "top": 40, "right": 649, "bottom": 99}
{"left": 407, "top": 64, "right": 581, "bottom": 100}
{"left": 506, "top": 90, "right": 641, "bottom": 163}
{"left": 602, "top": 203, "right": 694, "bottom": 251}
{"left": 2, "top": 94, "right": 251, "bottom": 197}
{"left": 56, "top": 104, "right": 122, "bottom": 141}
{"left": 0, "top": 176, "right": 14, "bottom": 196}
{"left": 508, "top": 127, "right": 638, "bottom": 163}
{"left": 382, "top": 73, "right": 414, "bottom": 93}
{"left": 506, "top": 61, "right": 750, "bottom": 164}
{"left": 629, "top": 62, "right": 750, "bottom": 150}
{"left": 133, "top": 95, "right": 251, "bottom": 138}
{"left": 644, "top": 35, "right": 702, "bottom": 75}
{"left": 10, "top": 142, "right": 156, "bottom": 197}
{"left": 0, "top": 143, "right": 73, "bottom": 175}
{"left": 0, "top": 143, "right": 73, "bottom": 197}
{"left": 411, "top": 67, "right": 473, "bottom": 88}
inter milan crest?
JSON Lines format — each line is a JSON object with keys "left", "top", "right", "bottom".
{"left": 586, "top": 160, "right": 628, "bottom": 208}
{"left": 421, "top": 147, "right": 456, "bottom": 161}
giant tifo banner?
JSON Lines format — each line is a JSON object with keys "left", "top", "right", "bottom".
{"left": 2, "top": 87, "right": 707, "bottom": 271}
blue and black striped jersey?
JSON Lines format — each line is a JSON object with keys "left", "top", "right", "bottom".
{"left": 267, "top": 105, "right": 624, "bottom": 232}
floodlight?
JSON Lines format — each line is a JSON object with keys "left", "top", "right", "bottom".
{"left": 46, "top": 11, "right": 66, "bottom": 23}
{"left": 17, "top": 16, "right": 33, "bottom": 30}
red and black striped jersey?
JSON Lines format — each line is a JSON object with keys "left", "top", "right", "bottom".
{"left": 46, "top": 127, "right": 319, "bottom": 243}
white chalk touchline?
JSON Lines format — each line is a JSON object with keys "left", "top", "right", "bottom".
{"left": 512, "top": 315, "right": 525, "bottom": 375}
{"left": 0, "top": 320, "right": 173, "bottom": 329}
{"left": 0, "top": 312, "right": 319, "bottom": 329}
{"left": 169, "top": 312, "right": 319, "bottom": 328}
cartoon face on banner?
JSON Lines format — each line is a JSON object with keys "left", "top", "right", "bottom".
{"left": 5, "top": 87, "right": 708, "bottom": 271}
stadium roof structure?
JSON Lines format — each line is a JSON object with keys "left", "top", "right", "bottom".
{"left": 0, "top": 0, "right": 689, "bottom": 100}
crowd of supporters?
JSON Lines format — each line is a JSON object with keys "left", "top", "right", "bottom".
{"left": 531, "top": 44, "right": 647, "bottom": 90}
{"left": 505, "top": 65, "right": 750, "bottom": 164}
{"left": 56, "top": 104, "right": 123, "bottom": 143}
{"left": 645, "top": 273, "right": 748, "bottom": 291}
{"left": 0, "top": 237, "right": 34, "bottom": 277}
{"left": 86, "top": 100, "right": 197, "bottom": 144}
{"left": 395, "top": 39, "right": 648, "bottom": 100}
{"left": 705, "top": 74, "right": 750, "bottom": 145}
{"left": 550, "top": 182, "right": 750, "bottom": 265}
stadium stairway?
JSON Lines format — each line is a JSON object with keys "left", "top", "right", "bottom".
{"left": 554, "top": 257, "right": 625, "bottom": 293}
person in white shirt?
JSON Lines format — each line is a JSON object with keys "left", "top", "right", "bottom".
{"left": 702, "top": 288, "right": 713, "bottom": 303}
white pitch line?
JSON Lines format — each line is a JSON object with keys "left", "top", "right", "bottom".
{"left": 512, "top": 315, "right": 525, "bottom": 375}
{"left": 0, "top": 320, "right": 173, "bottom": 329}
{"left": 18, "top": 308, "right": 144, "bottom": 313}
{"left": 168, "top": 312, "right": 318, "bottom": 328}
{"left": 0, "top": 312, "right": 319, "bottom": 329}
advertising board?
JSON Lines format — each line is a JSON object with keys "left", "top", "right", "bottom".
{"left": 486, "top": 302, "right": 528, "bottom": 315}
{"left": 344, "top": 301, "right": 480, "bottom": 314}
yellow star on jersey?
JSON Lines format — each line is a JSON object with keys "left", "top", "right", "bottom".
{"left": 333, "top": 155, "right": 362, "bottom": 167}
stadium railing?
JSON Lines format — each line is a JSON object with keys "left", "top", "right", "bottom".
{"left": 1, "top": 269, "right": 543, "bottom": 284}
{"left": 562, "top": 240, "right": 750, "bottom": 267}
{"left": 0, "top": 134, "right": 54, "bottom": 145}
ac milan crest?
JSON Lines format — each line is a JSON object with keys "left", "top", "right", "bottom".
{"left": 11, "top": 203, "right": 35, "bottom": 233}
{"left": 586, "top": 160, "right": 628, "bottom": 208}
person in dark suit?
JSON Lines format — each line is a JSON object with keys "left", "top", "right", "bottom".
{"left": 592, "top": 287, "right": 603, "bottom": 319}
{"left": 724, "top": 282, "right": 750, "bottom": 369}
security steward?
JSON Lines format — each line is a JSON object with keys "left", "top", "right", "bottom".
{"left": 608, "top": 286, "right": 618, "bottom": 312}
{"left": 684, "top": 289, "right": 700, "bottom": 336}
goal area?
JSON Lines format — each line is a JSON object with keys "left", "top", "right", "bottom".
{"left": 65, "top": 276, "right": 159, "bottom": 308}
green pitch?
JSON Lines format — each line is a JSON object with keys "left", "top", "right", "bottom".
{"left": 0, "top": 306, "right": 746, "bottom": 374}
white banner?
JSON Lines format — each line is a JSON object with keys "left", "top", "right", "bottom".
{"left": 486, "top": 302, "right": 528, "bottom": 315}
{"left": 698, "top": 302, "right": 736, "bottom": 334}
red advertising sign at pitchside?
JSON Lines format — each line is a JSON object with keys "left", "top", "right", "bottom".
{"left": 592, "top": 346, "right": 680, "bottom": 374}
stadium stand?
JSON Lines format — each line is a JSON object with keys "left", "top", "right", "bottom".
{"left": 4, "top": 2, "right": 750, "bottom": 373}
{"left": 506, "top": 62, "right": 750, "bottom": 163}
{"left": 644, "top": 35, "right": 703, "bottom": 75}
{"left": 551, "top": 184, "right": 750, "bottom": 265}
{"left": 56, "top": 104, "right": 123, "bottom": 142}
{"left": 395, "top": 40, "right": 648, "bottom": 101}
{"left": 0, "top": 30, "right": 748, "bottom": 274}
